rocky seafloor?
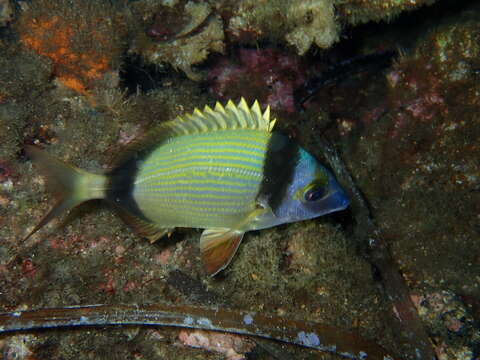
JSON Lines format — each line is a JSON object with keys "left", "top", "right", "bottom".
{"left": 0, "top": 0, "right": 478, "bottom": 359}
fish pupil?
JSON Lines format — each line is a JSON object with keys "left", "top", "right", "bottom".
{"left": 304, "top": 186, "right": 324, "bottom": 202}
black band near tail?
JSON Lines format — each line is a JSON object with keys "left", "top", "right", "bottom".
{"left": 257, "top": 133, "right": 300, "bottom": 213}
{"left": 106, "top": 152, "right": 151, "bottom": 222}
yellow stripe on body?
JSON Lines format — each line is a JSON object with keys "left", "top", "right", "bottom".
{"left": 140, "top": 155, "right": 262, "bottom": 177}
{"left": 138, "top": 181, "right": 254, "bottom": 193}
{"left": 143, "top": 135, "right": 265, "bottom": 160}
{"left": 135, "top": 182, "right": 259, "bottom": 228}
{"left": 136, "top": 130, "right": 268, "bottom": 185}
{"left": 133, "top": 129, "right": 270, "bottom": 229}
{"left": 142, "top": 146, "right": 264, "bottom": 171}
{"left": 135, "top": 166, "right": 262, "bottom": 210}
{"left": 141, "top": 135, "right": 267, "bottom": 173}
{"left": 138, "top": 188, "right": 254, "bottom": 199}
{"left": 137, "top": 165, "right": 262, "bottom": 186}
{"left": 133, "top": 198, "right": 258, "bottom": 228}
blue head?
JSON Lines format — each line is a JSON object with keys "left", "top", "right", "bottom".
{"left": 253, "top": 133, "right": 349, "bottom": 230}
{"left": 272, "top": 147, "right": 349, "bottom": 225}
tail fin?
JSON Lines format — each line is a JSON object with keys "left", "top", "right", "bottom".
{"left": 24, "top": 145, "right": 108, "bottom": 241}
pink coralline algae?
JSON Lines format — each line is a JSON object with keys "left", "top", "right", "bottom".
{"left": 208, "top": 48, "right": 306, "bottom": 113}
{"left": 0, "top": 161, "right": 14, "bottom": 183}
{"left": 387, "top": 63, "right": 447, "bottom": 116}
{"left": 177, "top": 329, "right": 254, "bottom": 360}
{"left": 385, "top": 60, "right": 450, "bottom": 139}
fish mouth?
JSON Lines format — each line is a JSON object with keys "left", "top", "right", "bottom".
{"left": 302, "top": 189, "right": 349, "bottom": 219}
{"left": 326, "top": 175, "right": 350, "bottom": 211}
{"left": 333, "top": 190, "right": 350, "bottom": 210}
{"left": 321, "top": 190, "right": 349, "bottom": 214}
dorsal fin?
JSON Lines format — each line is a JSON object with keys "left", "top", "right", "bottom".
{"left": 111, "top": 98, "right": 276, "bottom": 168}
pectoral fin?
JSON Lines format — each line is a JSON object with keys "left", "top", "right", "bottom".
{"left": 199, "top": 228, "right": 245, "bottom": 276}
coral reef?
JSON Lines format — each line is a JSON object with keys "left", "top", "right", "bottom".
{"left": 314, "top": 4, "right": 479, "bottom": 357}
{"left": 129, "top": 0, "right": 448, "bottom": 76}
{"left": 225, "top": 0, "right": 440, "bottom": 55}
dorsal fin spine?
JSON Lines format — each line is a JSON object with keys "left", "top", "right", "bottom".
{"left": 225, "top": 100, "right": 243, "bottom": 129}
{"left": 251, "top": 100, "right": 262, "bottom": 126}
{"left": 238, "top": 98, "right": 252, "bottom": 128}
{"left": 214, "top": 101, "right": 226, "bottom": 115}
{"left": 170, "top": 123, "right": 183, "bottom": 135}
{"left": 174, "top": 120, "right": 189, "bottom": 135}
{"left": 202, "top": 105, "right": 215, "bottom": 124}
{"left": 187, "top": 113, "right": 207, "bottom": 132}
{"left": 264, "top": 106, "right": 275, "bottom": 131}
{"left": 183, "top": 119, "right": 199, "bottom": 134}
{"left": 111, "top": 98, "right": 275, "bottom": 168}
{"left": 207, "top": 105, "right": 227, "bottom": 130}
{"left": 216, "top": 111, "right": 231, "bottom": 130}
{"left": 228, "top": 101, "right": 242, "bottom": 129}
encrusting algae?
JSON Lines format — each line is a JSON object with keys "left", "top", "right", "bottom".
{"left": 25, "top": 98, "right": 349, "bottom": 276}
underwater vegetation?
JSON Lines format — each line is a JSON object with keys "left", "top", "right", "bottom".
{"left": 0, "top": 0, "right": 479, "bottom": 359}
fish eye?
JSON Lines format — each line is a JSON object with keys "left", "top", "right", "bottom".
{"left": 303, "top": 185, "right": 325, "bottom": 202}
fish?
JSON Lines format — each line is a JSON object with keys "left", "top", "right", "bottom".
{"left": 24, "top": 98, "right": 349, "bottom": 275}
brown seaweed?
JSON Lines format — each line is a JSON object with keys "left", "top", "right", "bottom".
{"left": 0, "top": 303, "right": 399, "bottom": 360}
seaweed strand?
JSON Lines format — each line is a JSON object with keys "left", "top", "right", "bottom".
{"left": 0, "top": 303, "right": 398, "bottom": 360}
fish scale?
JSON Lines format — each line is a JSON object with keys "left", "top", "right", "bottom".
{"left": 134, "top": 130, "right": 266, "bottom": 229}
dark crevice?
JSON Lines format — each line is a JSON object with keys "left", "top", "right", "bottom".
{"left": 119, "top": 55, "right": 170, "bottom": 95}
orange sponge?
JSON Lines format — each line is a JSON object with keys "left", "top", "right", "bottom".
{"left": 18, "top": 2, "right": 122, "bottom": 99}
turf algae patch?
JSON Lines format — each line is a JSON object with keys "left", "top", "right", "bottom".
{"left": 0, "top": 43, "right": 52, "bottom": 161}
{"left": 211, "top": 221, "right": 395, "bottom": 353}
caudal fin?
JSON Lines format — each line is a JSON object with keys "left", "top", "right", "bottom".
{"left": 24, "top": 145, "right": 107, "bottom": 241}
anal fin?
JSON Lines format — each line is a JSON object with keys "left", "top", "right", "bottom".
{"left": 118, "top": 210, "right": 173, "bottom": 243}
{"left": 200, "top": 228, "right": 244, "bottom": 276}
